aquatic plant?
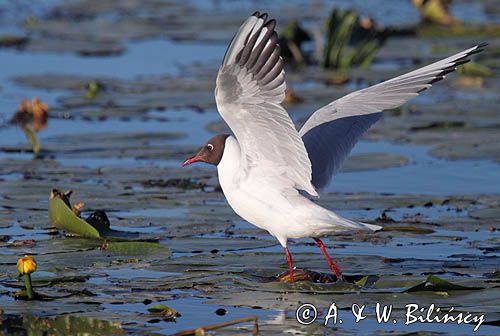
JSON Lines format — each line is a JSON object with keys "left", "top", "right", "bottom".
{"left": 17, "top": 255, "right": 37, "bottom": 299}
{"left": 279, "top": 20, "right": 311, "bottom": 64}
{"left": 148, "top": 304, "right": 180, "bottom": 321}
{"left": 49, "top": 189, "right": 101, "bottom": 238}
{"left": 322, "top": 9, "right": 384, "bottom": 70}
{"left": 10, "top": 97, "right": 48, "bottom": 156}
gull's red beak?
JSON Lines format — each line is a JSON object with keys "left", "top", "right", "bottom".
{"left": 182, "top": 155, "right": 203, "bottom": 167}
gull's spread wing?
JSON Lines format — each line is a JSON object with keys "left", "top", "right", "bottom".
{"left": 215, "top": 12, "right": 317, "bottom": 196}
{"left": 299, "top": 44, "right": 486, "bottom": 191}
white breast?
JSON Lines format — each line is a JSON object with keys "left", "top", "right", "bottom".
{"left": 217, "top": 136, "right": 242, "bottom": 191}
{"left": 217, "top": 136, "right": 300, "bottom": 244}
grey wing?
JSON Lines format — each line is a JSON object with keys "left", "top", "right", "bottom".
{"left": 216, "top": 12, "right": 317, "bottom": 196}
{"left": 299, "top": 44, "right": 486, "bottom": 191}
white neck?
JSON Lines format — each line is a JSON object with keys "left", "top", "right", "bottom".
{"left": 217, "top": 135, "right": 241, "bottom": 189}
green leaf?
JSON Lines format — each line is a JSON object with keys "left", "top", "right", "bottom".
{"left": 404, "top": 275, "right": 484, "bottom": 293}
{"left": 48, "top": 197, "right": 101, "bottom": 238}
{"left": 23, "top": 128, "right": 40, "bottom": 155}
{"left": 1, "top": 315, "right": 124, "bottom": 335}
{"left": 147, "top": 304, "right": 179, "bottom": 320}
{"left": 105, "top": 241, "right": 171, "bottom": 256}
{"left": 382, "top": 226, "right": 435, "bottom": 234}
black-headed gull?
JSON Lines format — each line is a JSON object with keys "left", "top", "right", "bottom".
{"left": 183, "top": 12, "right": 485, "bottom": 282}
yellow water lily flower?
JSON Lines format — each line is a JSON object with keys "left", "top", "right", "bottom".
{"left": 17, "top": 255, "right": 37, "bottom": 275}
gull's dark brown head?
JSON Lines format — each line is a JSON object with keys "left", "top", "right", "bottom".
{"left": 183, "top": 134, "right": 230, "bottom": 167}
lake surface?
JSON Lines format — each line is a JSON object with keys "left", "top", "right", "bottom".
{"left": 0, "top": 0, "right": 499, "bottom": 335}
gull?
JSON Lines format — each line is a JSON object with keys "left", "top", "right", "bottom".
{"left": 183, "top": 11, "right": 485, "bottom": 282}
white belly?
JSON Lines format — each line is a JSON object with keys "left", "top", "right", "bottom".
{"left": 217, "top": 136, "right": 335, "bottom": 246}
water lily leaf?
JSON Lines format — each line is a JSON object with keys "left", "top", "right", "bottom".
{"left": 148, "top": 303, "right": 180, "bottom": 320}
{"left": 382, "top": 226, "right": 434, "bottom": 234}
{"left": 84, "top": 210, "right": 141, "bottom": 240}
{"left": 0, "top": 315, "right": 123, "bottom": 335}
{"left": 104, "top": 241, "right": 171, "bottom": 256}
{"left": 404, "top": 275, "right": 484, "bottom": 293}
{"left": 277, "top": 269, "right": 337, "bottom": 283}
{"left": 14, "top": 289, "right": 52, "bottom": 301}
{"left": 4, "top": 275, "right": 89, "bottom": 290}
{"left": 353, "top": 275, "right": 380, "bottom": 287}
{"left": 32, "top": 275, "right": 89, "bottom": 286}
{"left": 49, "top": 196, "right": 101, "bottom": 239}
{"left": 48, "top": 189, "right": 154, "bottom": 240}
{"left": 373, "top": 277, "right": 422, "bottom": 290}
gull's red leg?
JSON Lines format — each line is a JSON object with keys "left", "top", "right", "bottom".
{"left": 313, "top": 237, "right": 342, "bottom": 280}
{"left": 284, "top": 247, "right": 295, "bottom": 283}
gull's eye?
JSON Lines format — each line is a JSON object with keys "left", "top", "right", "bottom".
{"left": 207, "top": 143, "right": 214, "bottom": 151}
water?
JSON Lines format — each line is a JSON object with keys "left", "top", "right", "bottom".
{"left": 0, "top": 1, "right": 498, "bottom": 335}
{"left": 331, "top": 141, "right": 500, "bottom": 195}
{"left": 103, "top": 296, "right": 275, "bottom": 334}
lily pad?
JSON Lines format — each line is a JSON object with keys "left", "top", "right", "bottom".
{"left": 148, "top": 303, "right": 180, "bottom": 320}
{"left": 48, "top": 189, "right": 153, "bottom": 240}
{"left": 0, "top": 315, "right": 123, "bottom": 335}
{"left": 382, "top": 226, "right": 435, "bottom": 234}
{"left": 104, "top": 241, "right": 171, "bottom": 256}
{"left": 404, "top": 275, "right": 484, "bottom": 293}
{"left": 277, "top": 269, "right": 337, "bottom": 283}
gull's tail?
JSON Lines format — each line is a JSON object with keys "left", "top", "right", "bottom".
{"left": 323, "top": 210, "right": 382, "bottom": 232}
{"left": 336, "top": 214, "right": 382, "bottom": 231}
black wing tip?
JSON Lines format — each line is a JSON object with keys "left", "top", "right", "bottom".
{"left": 453, "top": 58, "right": 470, "bottom": 67}
{"left": 252, "top": 11, "right": 269, "bottom": 19}
{"left": 264, "top": 19, "right": 276, "bottom": 30}
{"left": 427, "top": 44, "right": 485, "bottom": 87}
{"left": 467, "top": 43, "right": 487, "bottom": 56}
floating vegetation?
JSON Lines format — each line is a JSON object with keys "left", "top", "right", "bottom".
{"left": 10, "top": 97, "right": 48, "bottom": 156}
{"left": 48, "top": 188, "right": 165, "bottom": 244}
{"left": 0, "top": 35, "right": 29, "bottom": 48}
{"left": 0, "top": 315, "right": 124, "bottom": 335}
{"left": 404, "top": 275, "right": 484, "bottom": 293}
{"left": 173, "top": 316, "right": 259, "bottom": 336}
{"left": 148, "top": 303, "right": 181, "bottom": 321}
{"left": 141, "top": 178, "right": 207, "bottom": 190}
{"left": 49, "top": 189, "right": 101, "bottom": 239}
{"left": 277, "top": 268, "right": 337, "bottom": 284}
